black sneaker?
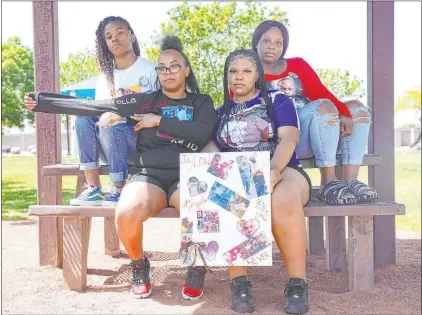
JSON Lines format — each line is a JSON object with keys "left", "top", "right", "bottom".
{"left": 230, "top": 276, "right": 255, "bottom": 313}
{"left": 284, "top": 278, "right": 308, "bottom": 314}
{"left": 182, "top": 266, "right": 206, "bottom": 301}
{"left": 129, "top": 257, "right": 152, "bottom": 299}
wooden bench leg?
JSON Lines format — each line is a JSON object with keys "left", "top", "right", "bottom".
{"left": 104, "top": 217, "right": 120, "bottom": 257}
{"left": 63, "top": 216, "right": 91, "bottom": 291}
{"left": 348, "top": 215, "right": 374, "bottom": 291}
{"left": 325, "top": 216, "right": 346, "bottom": 270}
{"left": 308, "top": 217, "right": 325, "bottom": 253}
{"left": 39, "top": 217, "right": 63, "bottom": 267}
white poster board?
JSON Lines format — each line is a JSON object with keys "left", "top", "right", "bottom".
{"left": 180, "top": 151, "right": 272, "bottom": 267}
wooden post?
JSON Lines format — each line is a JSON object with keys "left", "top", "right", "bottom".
{"left": 63, "top": 217, "right": 92, "bottom": 291}
{"left": 33, "top": 1, "right": 63, "bottom": 267}
{"left": 348, "top": 216, "right": 374, "bottom": 291}
{"left": 325, "top": 166, "right": 346, "bottom": 270}
{"left": 104, "top": 217, "right": 120, "bottom": 257}
{"left": 367, "top": 1, "right": 396, "bottom": 267}
{"left": 308, "top": 216, "right": 324, "bottom": 253}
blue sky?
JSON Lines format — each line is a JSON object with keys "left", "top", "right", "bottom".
{"left": 1, "top": 1, "right": 421, "bottom": 102}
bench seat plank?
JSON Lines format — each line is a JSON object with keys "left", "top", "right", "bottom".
{"left": 28, "top": 201, "right": 405, "bottom": 218}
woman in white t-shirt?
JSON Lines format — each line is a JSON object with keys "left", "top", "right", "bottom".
{"left": 25, "top": 16, "right": 157, "bottom": 206}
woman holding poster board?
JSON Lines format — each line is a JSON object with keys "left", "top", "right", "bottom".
{"left": 208, "top": 48, "right": 312, "bottom": 314}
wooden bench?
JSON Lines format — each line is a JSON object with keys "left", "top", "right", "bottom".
{"left": 29, "top": 198, "right": 405, "bottom": 292}
{"left": 28, "top": 153, "right": 406, "bottom": 292}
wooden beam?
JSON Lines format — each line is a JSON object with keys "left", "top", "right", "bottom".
{"left": 41, "top": 154, "right": 383, "bottom": 176}
{"left": 28, "top": 202, "right": 405, "bottom": 218}
{"left": 367, "top": 1, "right": 396, "bottom": 267}
{"left": 33, "top": 1, "right": 63, "bottom": 267}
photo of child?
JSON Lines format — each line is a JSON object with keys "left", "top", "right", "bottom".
{"left": 201, "top": 240, "right": 219, "bottom": 261}
{"left": 187, "top": 176, "right": 208, "bottom": 197}
{"left": 207, "top": 153, "right": 234, "bottom": 180}
{"left": 180, "top": 233, "right": 194, "bottom": 265}
{"left": 236, "top": 155, "right": 268, "bottom": 198}
{"left": 237, "top": 219, "right": 260, "bottom": 238}
{"left": 181, "top": 217, "right": 193, "bottom": 233}
{"left": 276, "top": 74, "right": 310, "bottom": 110}
{"left": 197, "top": 210, "right": 220, "bottom": 233}
{"left": 208, "top": 181, "right": 250, "bottom": 218}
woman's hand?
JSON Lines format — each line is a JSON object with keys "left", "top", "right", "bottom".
{"left": 130, "top": 113, "right": 162, "bottom": 132}
{"left": 340, "top": 115, "right": 354, "bottom": 137}
{"left": 24, "top": 93, "right": 37, "bottom": 111}
{"left": 270, "top": 169, "right": 282, "bottom": 193}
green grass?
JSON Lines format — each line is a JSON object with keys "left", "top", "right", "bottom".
{"left": 1, "top": 151, "right": 421, "bottom": 232}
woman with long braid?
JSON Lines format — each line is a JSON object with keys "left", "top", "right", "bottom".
{"left": 206, "top": 49, "right": 311, "bottom": 314}
{"left": 24, "top": 16, "right": 157, "bottom": 206}
{"left": 28, "top": 35, "right": 217, "bottom": 301}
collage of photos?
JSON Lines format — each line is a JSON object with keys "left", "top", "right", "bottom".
{"left": 180, "top": 151, "right": 272, "bottom": 266}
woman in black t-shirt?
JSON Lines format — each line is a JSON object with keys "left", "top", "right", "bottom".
{"left": 28, "top": 36, "right": 217, "bottom": 301}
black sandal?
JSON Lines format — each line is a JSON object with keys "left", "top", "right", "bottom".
{"left": 317, "top": 180, "right": 357, "bottom": 205}
{"left": 348, "top": 180, "right": 379, "bottom": 203}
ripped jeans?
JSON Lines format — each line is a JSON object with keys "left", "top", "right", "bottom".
{"left": 74, "top": 116, "right": 138, "bottom": 182}
{"left": 296, "top": 99, "right": 371, "bottom": 167}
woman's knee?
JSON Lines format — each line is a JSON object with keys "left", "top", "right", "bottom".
{"left": 345, "top": 100, "right": 371, "bottom": 124}
{"left": 271, "top": 182, "right": 302, "bottom": 218}
{"left": 317, "top": 100, "right": 338, "bottom": 115}
{"left": 98, "top": 112, "right": 124, "bottom": 128}
{"left": 115, "top": 202, "right": 150, "bottom": 230}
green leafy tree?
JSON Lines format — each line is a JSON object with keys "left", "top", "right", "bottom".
{"left": 144, "top": 2, "right": 288, "bottom": 106}
{"left": 1, "top": 37, "right": 34, "bottom": 131}
{"left": 60, "top": 49, "right": 99, "bottom": 88}
{"left": 316, "top": 68, "right": 365, "bottom": 100}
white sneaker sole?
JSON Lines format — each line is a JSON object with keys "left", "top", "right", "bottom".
{"left": 102, "top": 200, "right": 118, "bottom": 207}
{"left": 70, "top": 199, "right": 103, "bottom": 206}
{"left": 132, "top": 288, "right": 152, "bottom": 299}
{"left": 182, "top": 290, "right": 203, "bottom": 301}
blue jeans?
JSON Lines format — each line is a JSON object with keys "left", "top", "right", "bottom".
{"left": 296, "top": 99, "right": 371, "bottom": 167}
{"left": 74, "top": 116, "right": 138, "bottom": 182}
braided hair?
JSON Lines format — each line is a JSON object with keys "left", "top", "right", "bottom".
{"left": 221, "top": 48, "right": 278, "bottom": 147}
{"left": 153, "top": 35, "right": 200, "bottom": 94}
{"left": 95, "top": 16, "right": 140, "bottom": 95}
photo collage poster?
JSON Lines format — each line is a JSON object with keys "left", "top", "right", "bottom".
{"left": 180, "top": 151, "right": 272, "bottom": 267}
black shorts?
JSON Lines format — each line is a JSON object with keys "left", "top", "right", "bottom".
{"left": 127, "top": 168, "right": 179, "bottom": 203}
{"left": 286, "top": 164, "right": 312, "bottom": 205}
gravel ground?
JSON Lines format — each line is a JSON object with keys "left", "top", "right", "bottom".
{"left": 2, "top": 218, "right": 421, "bottom": 314}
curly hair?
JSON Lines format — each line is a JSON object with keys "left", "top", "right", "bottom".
{"left": 95, "top": 16, "right": 140, "bottom": 96}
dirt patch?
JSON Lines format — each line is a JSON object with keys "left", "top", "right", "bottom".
{"left": 2, "top": 218, "right": 421, "bottom": 314}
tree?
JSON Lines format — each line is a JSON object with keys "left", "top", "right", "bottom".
{"left": 395, "top": 86, "right": 421, "bottom": 147}
{"left": 144, "top": 2, "right": 364, "bottom": 106}
{"left": 1, "top": 37, "right": 34, "bottom": 131}
{"left": 316, "top": 68, "right": 365, "bottom": 100}
{"left": 144, "top": 2, "right": 288, "bottom": 106}
{"left": 60, "top": 49, "right": 99, "bottom": 88}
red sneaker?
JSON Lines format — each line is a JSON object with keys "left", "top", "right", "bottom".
{"left": 182, "top": 266, "right": 206, "bottom": 301}
{"left": 130, "top": 257, "right": 152, "bottom": 299}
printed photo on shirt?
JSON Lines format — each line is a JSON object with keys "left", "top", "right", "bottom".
{"left": 161, "top": 105, "right": 194, "bottom": 121}
{"left": 157, "top": 105, "right": 194, "bottom": 141}
{"left": 207, "top": 181, "right": 250, "bottom": 218}
{"left": 268, "top": 72, "right": 310, "bottom": 110}
{"left": 219, "top": 104, "right": 274, "bottom": 151}
{"left": 236, "top": 155, "right": 268, "bottom": 198}
{"left": 207, "top": 153, "right": 234, "bottom": 180}
{"left": 197, "top": 210, "right": 220, "bottom": 233}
